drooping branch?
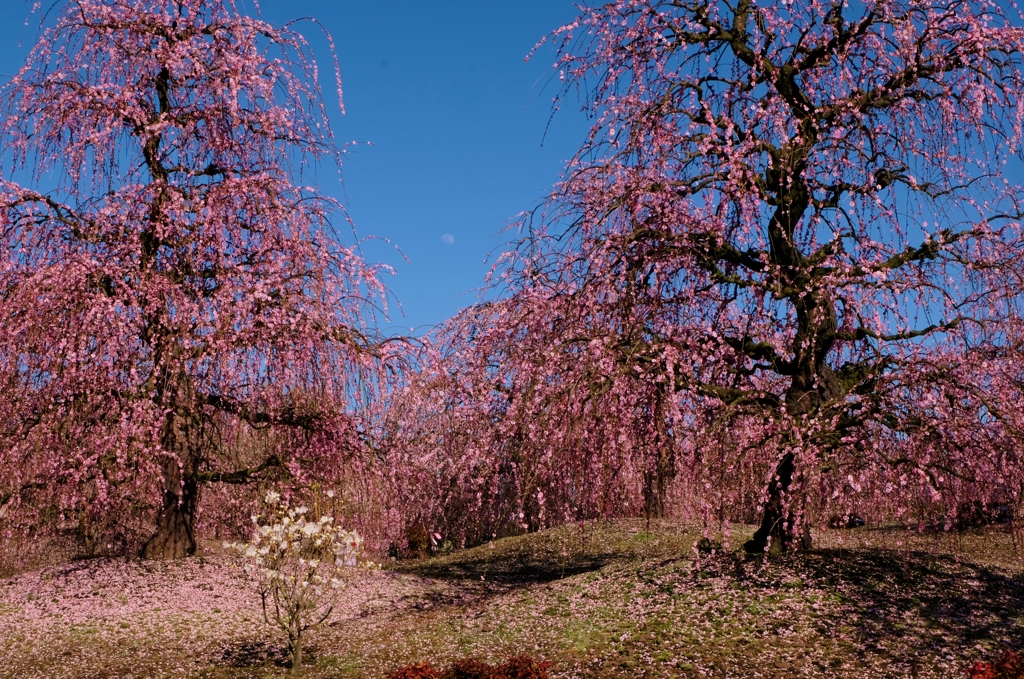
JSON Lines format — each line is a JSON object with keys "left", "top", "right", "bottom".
{"left": 196, "top": 455, "right": 283, "bottom": 484}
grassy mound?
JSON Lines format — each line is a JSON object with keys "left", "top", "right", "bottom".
{"left": 1, "top": 520, "right": 1021, "bottom": 677}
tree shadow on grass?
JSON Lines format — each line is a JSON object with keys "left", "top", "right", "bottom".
{"left": 375, "top": 555, "right": 612, "bottom": 621}
{"left": 726, "top": 548, "right": 1024, "bottom": 666}
{"left": 396, "top": 551, "right": 614, "bottom": 586}
{"left": 219, "top": 639, "right": 290, "bottom": 668}
{"left": 391, "top": 520, "right": 692, "bottom": 589}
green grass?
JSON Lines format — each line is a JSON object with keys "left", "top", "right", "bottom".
{"left": 282, "top": 520, "right": 1022, "bottom": 678}
{"left": 3, "top": 519, "right": 1023, "bottom": 678}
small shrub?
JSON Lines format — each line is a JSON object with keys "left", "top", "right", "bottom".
{"left": 387, "top": 662, "right": 443, "bottom": 679}
{"left": 448, "top": 659, "right": 495, "bottom": 679}
{"left": 966, "top": 651, "right": 1024, "bottom": 679}
{"left": 387, "top": 656, "right": 551, "bottom": 679}
{"left": 227, "top": 491, "right": 371, "bottom": 674}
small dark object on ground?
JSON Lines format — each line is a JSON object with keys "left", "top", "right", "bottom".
{"left": 828, "top": 514, "right": 866, "bottom": 529}
{"left": 387, "top": 656, "right": 552, "bottom": 679}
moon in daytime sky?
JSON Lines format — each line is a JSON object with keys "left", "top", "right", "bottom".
{"left": 441, "top": 233, "right": 455, "bottom": 245}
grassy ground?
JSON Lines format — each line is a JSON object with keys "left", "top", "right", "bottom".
{"left": 1, "top": 520, "right": 1022, "bottom": 678}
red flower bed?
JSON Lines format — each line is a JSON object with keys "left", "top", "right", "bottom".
{"left": 967, "top": 651, "right": 1024, "bottom": 679}
{"left": 387, "top": 656, "right": 551, "bottom": 679}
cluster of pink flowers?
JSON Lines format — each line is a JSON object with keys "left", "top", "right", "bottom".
{"left": 0, "top": 0, "right": 398, "bottom": 557}
{"left": 376, "top": 0, "right": 1024, "bottom": 550}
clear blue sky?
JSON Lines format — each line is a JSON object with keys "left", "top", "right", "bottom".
{"left": 0, "top": 0, "right": 590, "bottom": 335}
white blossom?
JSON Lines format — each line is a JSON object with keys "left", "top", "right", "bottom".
{"left": 228, "top": 492, "right": 369, "bottom": 670}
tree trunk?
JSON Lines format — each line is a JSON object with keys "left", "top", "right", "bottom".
{"left": 141, "top": 472, "right": 198, "bottom": 559}
{"left": 643, "top": 440, "right": 675, "bottom": 521}
{"left": 643, "top": 388, "right": 674, "bottom": 521}
{"left": 744, "top": 452, "right": 811, "bottom": 554}
{"left": 743, "top": 157, "right": 826, "bottom": 555}
{"left": 142, "top": 390, "right": 201, "bottom": 559}
{"left": 289, "top": 632, "right": 303, "bottom": 674}
{"left": 78, "top": 510, "right": 96, "bottom": 557}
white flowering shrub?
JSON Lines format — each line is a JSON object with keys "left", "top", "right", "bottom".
{"left": 227, "top": 490, "right": 369, "bottom": 673}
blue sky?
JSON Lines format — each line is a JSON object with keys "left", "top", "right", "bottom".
{"left": 0, "top": 0, "right": 590, "bottom": 335}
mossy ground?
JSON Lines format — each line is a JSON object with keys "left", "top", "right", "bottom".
{"left": 2, "top": 520, "right": 1022, "bottom": 678}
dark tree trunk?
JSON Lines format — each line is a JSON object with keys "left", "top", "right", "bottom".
{"left": 643, "top": 464, "right": 669, "bottom": 520}
{"left": 142, "top": 406, "right": 200, "bottom": 559}
{"left": 78, "top": 510, "right": 96, "bottom": 557}
{"left": 643, "top": 436, "right": 675, "bottom": 520}
{"left": 142, "top": 473, "right": 198, "bottom": 559}
{"left": 744, "top": 452, "right": 811, "bottom": 553}
{"left": 740, "top": 147, "right": 829, "bottom": 555}
{"left": 643, "top": 388, "right": 675, "bottom": 521}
